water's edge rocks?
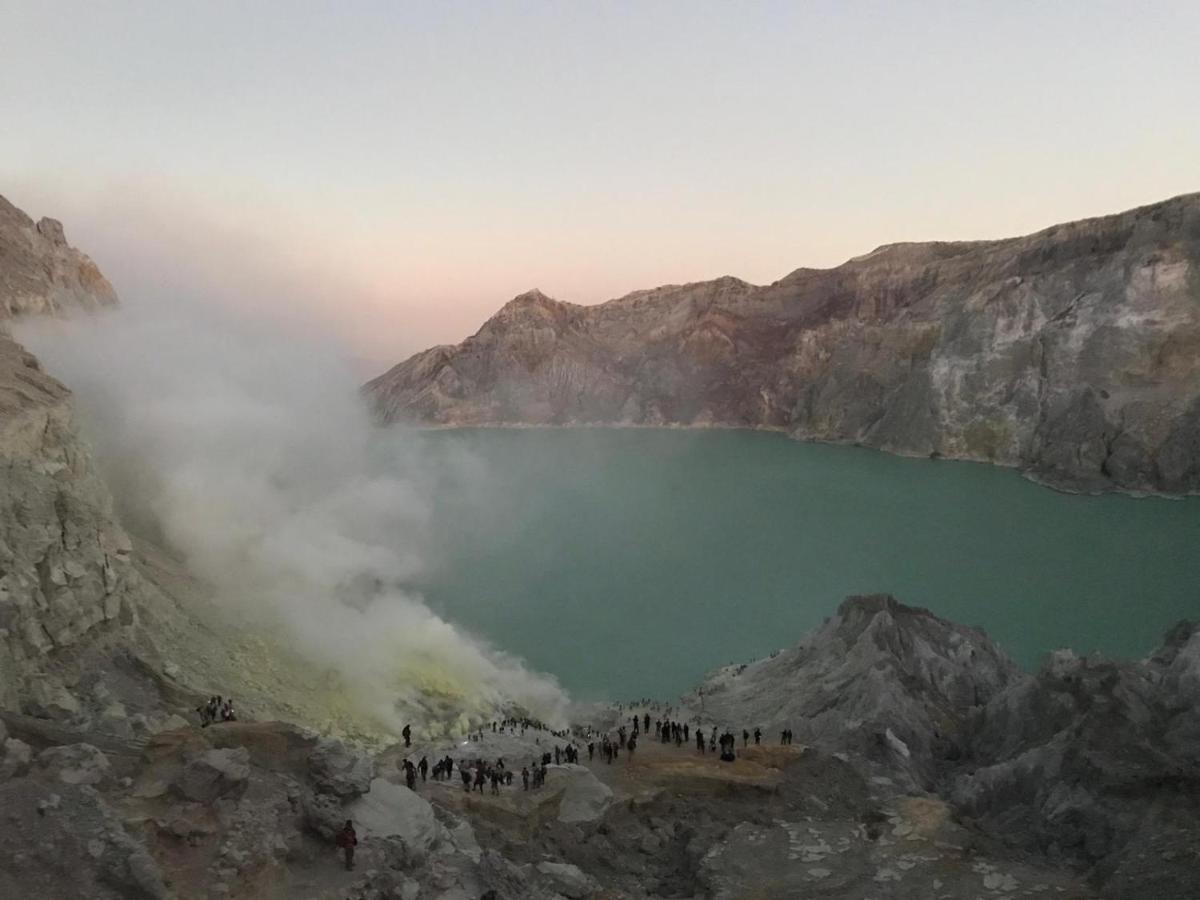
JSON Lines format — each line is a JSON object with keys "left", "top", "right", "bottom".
{"left": 366, "top": 192, "right": 1200, "bottom": 495}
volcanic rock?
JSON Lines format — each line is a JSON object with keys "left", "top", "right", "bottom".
{"left": 366, "top": 193, "right": 1200, "bottom": 495}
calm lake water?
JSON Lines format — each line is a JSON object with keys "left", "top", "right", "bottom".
{"left": 407, "top": 428, "right": 1200, "bottom": 701}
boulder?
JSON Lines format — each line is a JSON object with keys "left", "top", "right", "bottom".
{"left": 37, "top": 743, "right": 111, "bottom": 785}
{"left": 309, "top": 736, "right": 374, "bottom": 798}
{"left": 302, "top": 790, "right": 346, "bottom": 841}
{"left": 436, "top": 808, "right": 482, "bottom": 862}
{"left": 1, "top": 737, "right": 33, "bottom": 779}
{"left": 24, "top": 683, "right": 83, "bottom": 721}
{"left": 174, "top": 747, "right": 250, "bottom": 802}
{"left": 549, "top": 765, "right": 613, "bottom": 824}
{"left": 347, "top": 777, "right": 441, "bottom": 852}
{"left": 535, "top": 860, "right": 595, "bottom": 899}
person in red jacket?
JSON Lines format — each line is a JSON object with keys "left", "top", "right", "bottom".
{"left": 335, "top": 820, "right": 358, "bottom": 870}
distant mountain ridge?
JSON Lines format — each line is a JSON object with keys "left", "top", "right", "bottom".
{"left": 366, "top": 192, "right": 1200, "bottom": 495}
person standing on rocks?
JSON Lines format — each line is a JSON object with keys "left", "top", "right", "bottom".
{"left": 522, "top": 766, "right": 530, "bottom": 790}
{"left": 754, "top": 727, "right": 761, "bottom": 745}
{"left": 696, "top": 728, "right": 705, "bottom": 753}
{"left": 335, "top": 820, "right": 358, "bottom": 871}
{"left": 402, "top": 724, "right": 412, "bottom": 748}
{"left": 418, "top": 756, "right": 428, "bottom": 782}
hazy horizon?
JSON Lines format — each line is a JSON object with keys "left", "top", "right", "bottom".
{"left": 3, "top": 1, "right": 1199, "bottom": 369}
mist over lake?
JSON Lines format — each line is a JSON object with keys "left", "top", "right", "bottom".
{"left": 410, "top": 428, "right": 1200, "bottom": 701}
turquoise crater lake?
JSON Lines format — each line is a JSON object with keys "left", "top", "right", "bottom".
{"left": 405, "top": 428, "right": 1200, "bottom": 701}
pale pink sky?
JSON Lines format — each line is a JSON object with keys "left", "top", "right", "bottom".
{"left": 3, "top": 2, "right": 1198, "bottom": 373}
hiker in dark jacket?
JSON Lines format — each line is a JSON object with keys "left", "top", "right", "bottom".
{"left": 335, "top": 820, "right": 358, "bottom": 870}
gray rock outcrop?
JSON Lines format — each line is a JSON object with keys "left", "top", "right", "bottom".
{"left": 309, "top": 735, "right": 376, "bottom": 798}
{"left": 173, "top": 746, "right": 251, "bottom": 802}
{"left": 535, "top": 860, "right": 596, "bottom": 898}
{"left": 36, "top": 742, "right": 111, "bottom": 785}
{"left": 0, "top": 194, "right": 118, "bottom": 318}
{"left": 0, "top": 195, "right": 150, "bottom": 720}
{"left": 953, "top": 622, "right": 1200, "bottom": 898}
{"left": 691, "top": 593, "right": 1018, "bottom": 789}
{"left": 348, "top": 776, "right": 442, "bottom": 852}
{"left": 550, "top": 764, "right": 614, "bottom": 824}
{"left": 690, "top": 593, "right": 1200, "bottom": 898}
{"left": 366, "top": 192, "right": 1200, "bottom": 494}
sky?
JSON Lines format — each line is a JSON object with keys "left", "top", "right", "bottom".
{"left": 2, "top": 1, "right": 1198, "bottom": 371}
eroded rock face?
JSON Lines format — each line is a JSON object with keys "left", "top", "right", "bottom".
{"left": 309, "top": 736, "right": 375, "bottom": 798}
{"left": 953, "top": 622, "right": 1200, "bottom": 896}
{"left": 366, "top": 193, "right": 1200, "bottom": 494}
{"left": 0, "top": 195, "right": 146, "bottom": 718}
{"left": 692, "top": 594, "right": 1018, "bottom": 789}
{"left": 348, "top": 777, "right": 442, "bottom": 852}
{"left": 37, "top": 742, "right": 111, "bottom": 785}
{"left": 689, "top": 594, "right": 1200, "bottom": 898}
{"left": 174, "top": 747, "right": 251, "bottom": 802}
{"left": 0, "top": 341, "right": 143, "bottom": 710}
{"left": 550, "top": 764, "right": 613, "bottom": 824}
{"left": 0, "top": 194, "right": 118, "bottom": 318}
{"left": 535, "top": 860, "right": 596, "bottom": 898}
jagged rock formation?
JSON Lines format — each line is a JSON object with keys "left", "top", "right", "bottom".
{"left": 688, "top": 594, "right": 1019, "bottom": 790}
{"left": 0, "top": 194, "right": 413, "bottom": 743}
{"left": 0, "top": 195, "right": 150, "bottom": 719}
{"left": 0, "top": 194, "right": 118, "bottom": 318}
{"left": 366, "top": 192, "right": 1200, "bottom": 494}
{"left": 691, "top": 594, "right": 1200, "bottom": 899}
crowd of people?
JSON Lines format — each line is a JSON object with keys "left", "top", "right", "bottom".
{"left": 195, "top": 695, "right": 237, "bottom": 727}
{"left": 404, "top": 752, "right": 562, "bottom": 796}
{"left": 335, "top": 708, "right": 797, "bottom": 873}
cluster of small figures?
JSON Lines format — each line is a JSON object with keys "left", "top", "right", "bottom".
{"left": 397, "top": 747, "right": 582, "bottom": 796}
{"left": 605, "top": 712, "right": 796, "bottom": 762}
{"left": 195, "top": 695, "right": 237, "bottom": 728}
{"left": 460, "top": 716, "right": 559, "bottom": 743}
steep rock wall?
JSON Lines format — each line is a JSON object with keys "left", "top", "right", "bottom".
{"left": 366, "top": 193, "right": 1200, "bottom": 494}
{"left": 0, "top": 194, "right": 143, "bottom": 715}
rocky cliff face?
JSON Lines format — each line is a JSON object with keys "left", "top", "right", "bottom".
{"left": 366, "top": 193, "right": 1200, "bottom": 494}
{"left": 0, "top": 195, "right": 148, "bottom": 718}
{"left": 0, "top": 194, "right": 118, "bottom": 318}
{"left": 690, "top": 594, "right": 1200, "bottom": 898}
{"left": 686, "top": 594, "right": 1020, "bottom": 791}
{"left": 0, "top": 337, "right": 146, "bottom": 714}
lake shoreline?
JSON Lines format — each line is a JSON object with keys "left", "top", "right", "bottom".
{"left": 384, "top": 420, "right": 1194, "bottom": 500}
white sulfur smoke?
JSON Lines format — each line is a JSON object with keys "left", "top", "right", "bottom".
{"left": 16, "top": 301, "right": 569, "bottom": 732}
